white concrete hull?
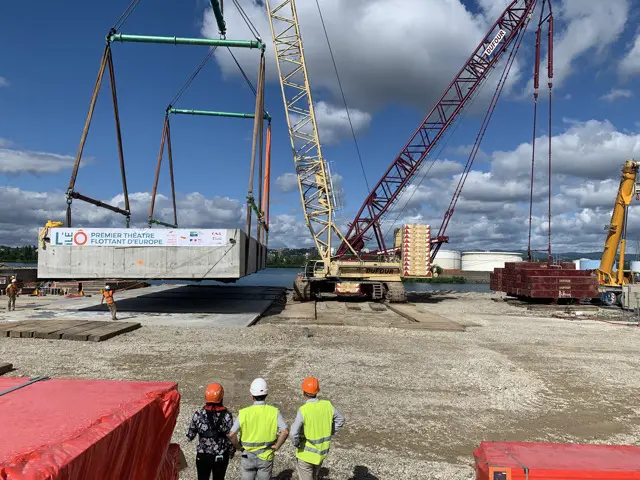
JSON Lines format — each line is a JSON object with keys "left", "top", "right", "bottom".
{"left": 38, "top": 229, "right": 267, "bottom": 280}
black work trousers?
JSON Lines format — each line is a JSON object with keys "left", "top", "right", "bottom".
{"left": 196, "top": 452, "right": 229, "bottom": 480}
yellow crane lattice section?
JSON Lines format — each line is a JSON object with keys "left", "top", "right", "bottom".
{"left": 265, "top": 0, "right": 353, "bottom": 262}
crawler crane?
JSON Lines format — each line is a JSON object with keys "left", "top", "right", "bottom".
{"left": 265, "top": 0, "right": 543, "bottom": 302}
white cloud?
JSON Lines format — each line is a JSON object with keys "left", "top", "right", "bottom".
{"left": 424, "top": 159, "right": 464, "bottom": 178}
{"left": 619, "top": 33, "right": 640, "bottom": 76}
{"left": 314, "top": 101, "right": 371, "bottom": 145}
{"left": 0, "top": 188, "right": 244, "bottom": 245}
{"left": 0, "top": 187, "right": 315, "bottom": 250}
{"left": 275, "top": 173, "right": 298, "bottom": 193}
{"left": 0, "top": 77, "right": 9, "bottom": 88}
{"left": 0, "top": 138, "right": 13, "bottom": 147}
{"left": 600, "top": 89, "right": 633, "bottom": 102}
{"left": 523, "top": 0, "right": 629, "bottom": 95}
{"left": 267, "top": 214, "right": 315, "bottom": 249}
{"left": 0, "top": 147, "right": 77, "bottom": 175}
{"left": 491, "top": 119, "right": 640, "bottom": 181}
{"left": 202, "top": 0, "right": 522, "bottom": 115}
{"left": 369, "top": 118, "right": 640, "bottom": 253}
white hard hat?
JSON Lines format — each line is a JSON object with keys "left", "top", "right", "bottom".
{"left": 250, "top": 378, "right": 268, "bottom": 396}
{"left": 11, "top": 279, "right": 16, "bottom": 283}
{"left": 105, "top": 285, "right": 110, "bottom": 290}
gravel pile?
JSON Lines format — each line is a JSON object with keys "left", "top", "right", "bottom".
{"left": 1, "top": 292, "right": 639, "bottom": 479}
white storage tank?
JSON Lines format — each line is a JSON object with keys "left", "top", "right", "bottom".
{"left": 574, "top": 258, "right": 591, "bottom": 270}
{"left": 461, "top": 251, "right": 523, "bottom": 272}
{"left": 579, "top": 259, "right": 600, "bottom": 270}
{"left": 432, "top": 249, "right": 461, "bottom": 270}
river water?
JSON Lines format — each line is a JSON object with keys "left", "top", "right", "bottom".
{"left": 156, "top": 268, "right": 492, "bottom": 293}
{"left": 7, "top": 263, "right": 491, "bottom": 293}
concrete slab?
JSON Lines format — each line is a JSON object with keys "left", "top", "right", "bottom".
{"left": 38, "top": 228, "right": 267, "bottom": 280}
{"left": 0, "top": 285, "right": 285, "bottom": 329}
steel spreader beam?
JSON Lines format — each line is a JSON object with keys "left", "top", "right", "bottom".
{"left": 108, "top": 33, "right": 263, "bottom": 50}
{"left": 337, "top": 0, "right": 538, "bottom": 256}
{"left": 168, "top": 108, "right": 271, "bottom": 121}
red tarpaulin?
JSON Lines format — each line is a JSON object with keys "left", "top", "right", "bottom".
{"left": 474, "top": 441, "right": 640, "bottom": 479}
{"left": 0, "top": 377, "right": 181, "bottom": 480}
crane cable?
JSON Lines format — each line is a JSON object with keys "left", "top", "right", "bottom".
{"left": 381, "top": 68, "right": 493, "bottom": 240}
{"left": 232, "top": 0, "right": 261, "bottom": 41}
{"left": 314, "top": 0, "right": 371, "bottom": 194}
{"left": 383, "top": 14, "right": 530, "bottom": 245}
{"left": 112, "top": 0, "right": 142, "bottom": 31}
{"left": 167, "top": 46, "right": 219, "bottom": 108}
{"left": 227, "top": 48, "right": 258, "bottom": 96}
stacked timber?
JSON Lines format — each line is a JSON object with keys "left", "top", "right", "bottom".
{"left": 490, "top": 262, "right": 598, "bottom": 300}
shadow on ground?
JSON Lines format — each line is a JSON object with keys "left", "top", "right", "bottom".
{"left": 79, "top": 285, "right": 286, "bottom": 315}
{"left": 274, "top": 466, "right": 379, "bottom": 480}
{"left": 406, "top": 292, "right": 456, "bottom": 304}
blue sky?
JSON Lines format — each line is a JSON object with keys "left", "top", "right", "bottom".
{"left": 2, "top": 0, "right": 640, "bottom": 253}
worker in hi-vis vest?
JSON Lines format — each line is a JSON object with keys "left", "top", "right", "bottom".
{"left": 290, "top": 377, "right": 345, "bottom": 480}
{"left": 100, "top": 285, "right": 118, "bottom": 320}
{"left": 229, "top": 378, "right": 289, "bottom": 480}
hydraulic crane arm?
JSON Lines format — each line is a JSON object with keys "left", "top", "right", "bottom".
{"left": 265, "top": 0, "right": 355, "bottom": 263}
{"left": 597, "top": 160, "right": 640, "bottom": 286}
{"left": 337, "top": 0, "right": 538, "bottom": 256}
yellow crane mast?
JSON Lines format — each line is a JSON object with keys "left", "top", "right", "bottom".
{"left": 596, "top": 159, "right": 640, "bottom": 306}
{"left": 264, "top": 0, "right": 413, "bottom": 303}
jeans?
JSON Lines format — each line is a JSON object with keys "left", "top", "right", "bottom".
{"left": 240, "top": 452, "right": 273, "bottom": 480}
{"left": 196, "top": 452, "right": 229, "bottom": 480}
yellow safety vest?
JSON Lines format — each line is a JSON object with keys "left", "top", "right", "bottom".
{"left": 296, "top": 400, "right": 334, "bottom": 465}
{"left": 238, "top": 404, "right": 279, "bottom": 461}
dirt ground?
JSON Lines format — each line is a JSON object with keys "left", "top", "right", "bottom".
{"left": 2, "top": 291, "right": 640, "bottom": 479}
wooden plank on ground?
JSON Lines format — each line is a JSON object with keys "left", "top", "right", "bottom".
{"left": 45, "top": 321, "right": 95, "bottom": 339}
{"left": 31, "top": 320, "right": 81, "bottom": 339}
{"left": 59, "top": 321, "right": 111, "bottom": 340}
{"left": 6, "top": 321, "right": 50, "bottom": 338}
{"left": 0, "top": 319, "right": 141, "bottom": 342}
{"left": 0, "top": 363, "right": 13, "bottom": 375}
{"left": 85, "top": 322, "right": 141, "bottom": 342}
{"left": 368, "top": 302, "right": 387, "bottom": 312}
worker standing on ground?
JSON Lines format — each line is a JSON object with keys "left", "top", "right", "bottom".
{"left": 229, "top": 378, "right": 289, "bottom": 480}
{"left": 100, "top": 285, "right": 117, "bottom": 320}
{"left": 6, "top": 279, "right": 18, "bottom": 311}
{"left": 186, "top": 383, "right": 236, "bottom": 480}
{"left": 290, "top": 377, "right": 345, "bottom": 480}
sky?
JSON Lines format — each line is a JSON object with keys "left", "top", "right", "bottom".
{"left": 1, "top": 0, "right": 640, "bottom": 254}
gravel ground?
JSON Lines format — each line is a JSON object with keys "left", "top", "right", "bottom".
{"left": 2, "top": 292, "right": 640, "bottom": 479}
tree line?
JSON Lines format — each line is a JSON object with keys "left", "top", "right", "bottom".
{"left": 0, "top": 246, "right": 38, "bottom": 264}
{"left": 267, "top": 248, "right": 316, "bottom": 268}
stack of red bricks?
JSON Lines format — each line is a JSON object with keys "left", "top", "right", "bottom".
{"left": 490, "top": 261, "right": 599, "bottom": 300}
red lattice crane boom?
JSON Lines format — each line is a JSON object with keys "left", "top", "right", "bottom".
{"left": 337, "top": 0, "right": 539, "bottom": 257}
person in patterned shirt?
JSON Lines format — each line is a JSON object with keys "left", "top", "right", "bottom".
{"left": 186, "top": 383, "right": 236, "bottom": 480}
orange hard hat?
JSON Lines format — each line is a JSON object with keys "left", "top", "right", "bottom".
{"left": 302, "top": 376, "right": 320, "bottom": 395}
{"left": 205, "top": 383, "right": 224, "bottom": 403}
